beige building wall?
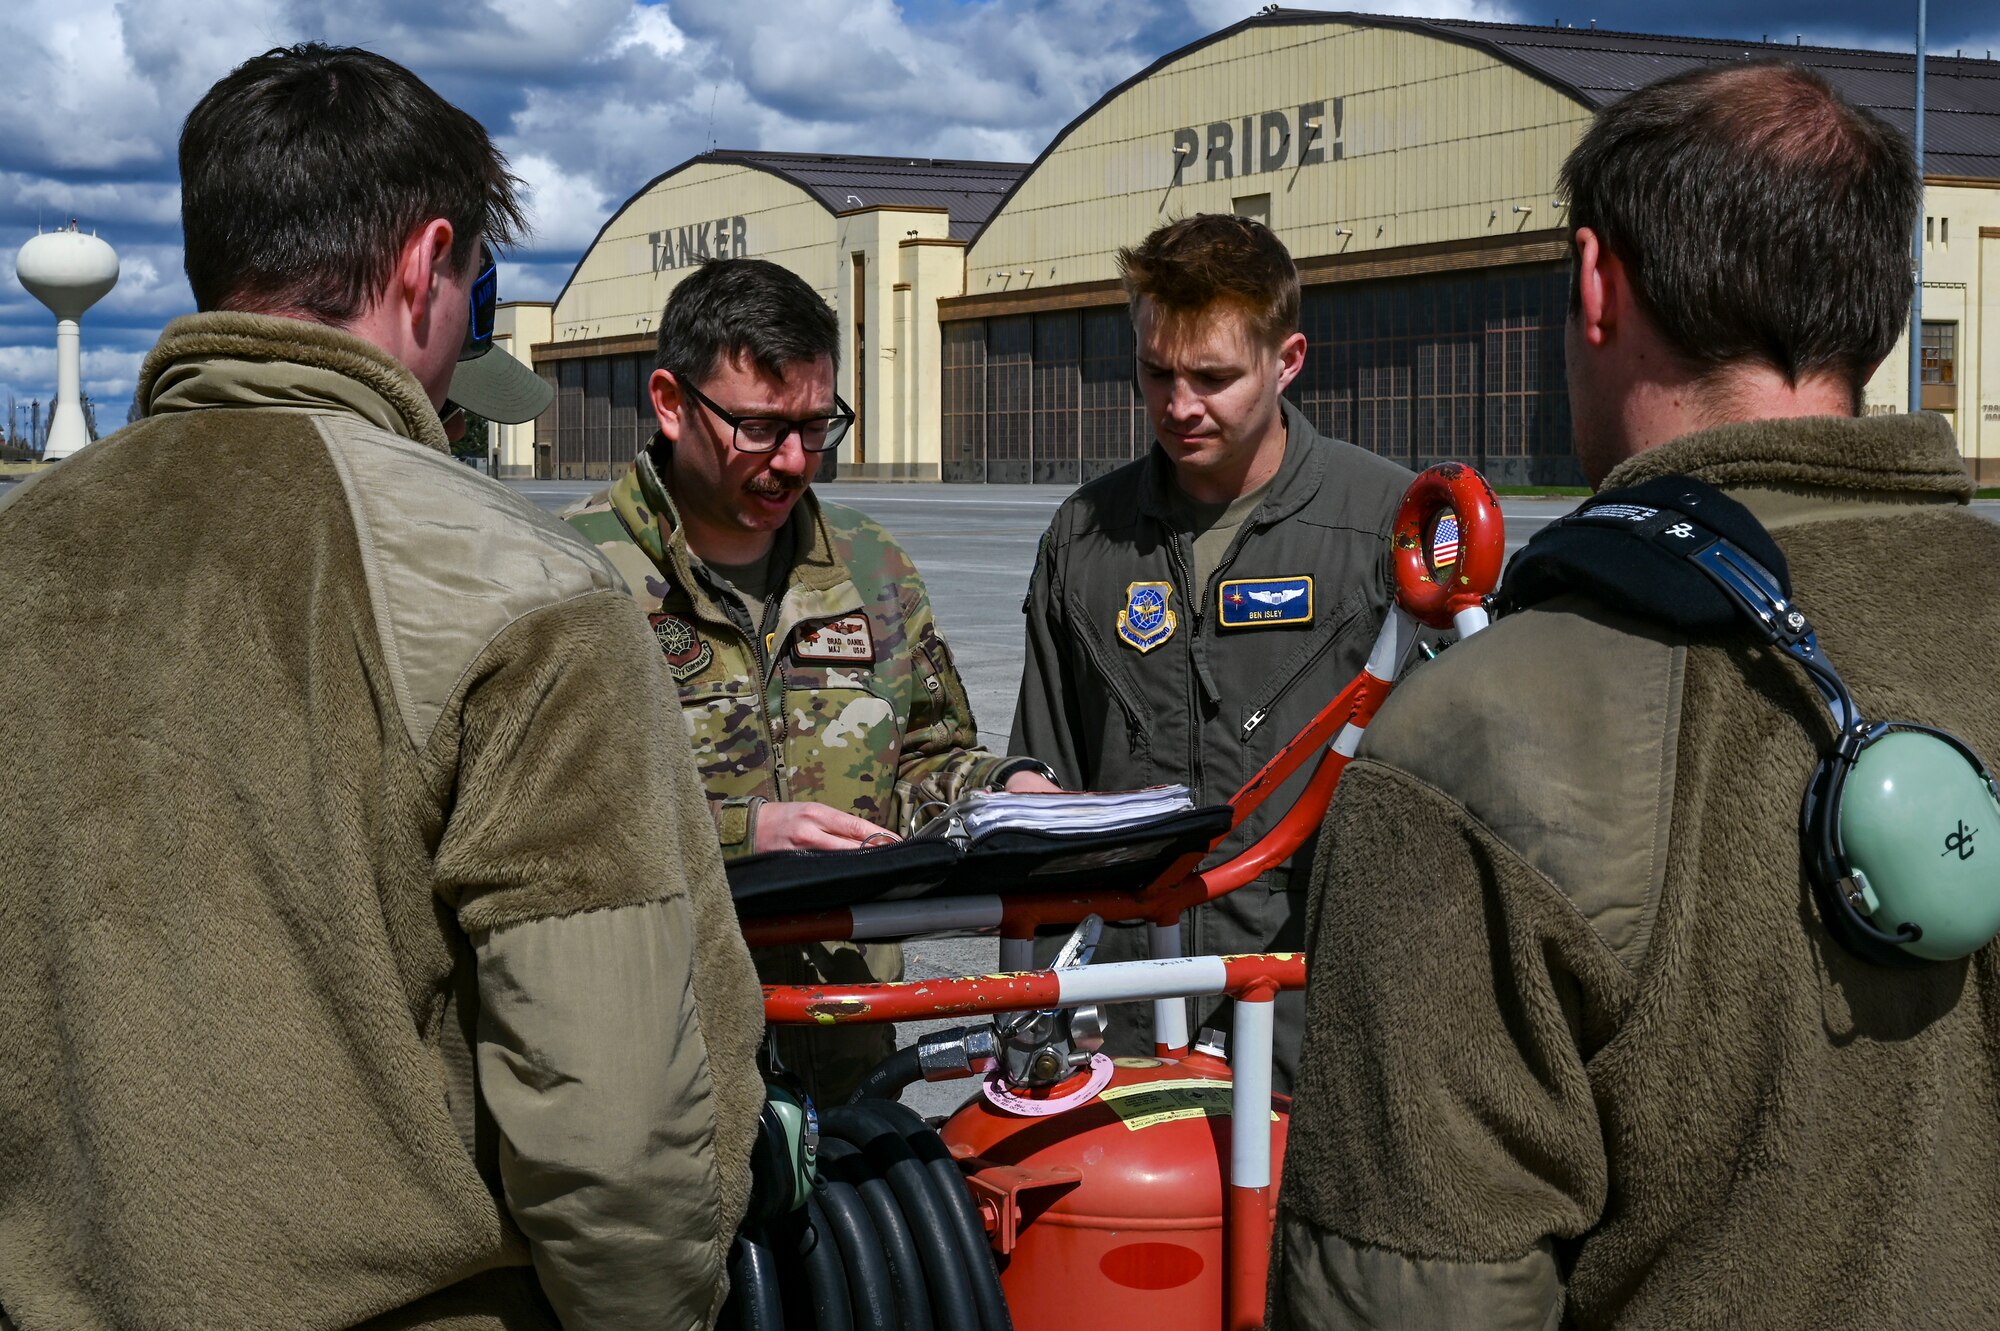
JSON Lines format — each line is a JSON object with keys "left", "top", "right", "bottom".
{"left": 552, "top": 161, "right": 837, "bottom": 344}
{"left": 966, "top": 20, "right": 1594, "bottom": 294}
{"left": 832, "top": 207, "right": 959, "bottom": 480}
{"left": 1863, "top": 183, "right": 2000, "bottom": 481}
{"left": 489, "top": 300, "right": 551, "bottom": 479}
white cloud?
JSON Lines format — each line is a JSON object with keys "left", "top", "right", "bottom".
{"left": 0, "top": 176, "right": 183, "bottom": 232}
{"left": 512, "top": 153, "right": 619, "bottom": 252}
{"left": 498, "top": 259, "right": 573, "bottom": 303}
{"left": 0, "top": 343, "right": 147, "bottom": 404}
{"left": 610, "top": 4, "right": 689, "bottom": 58}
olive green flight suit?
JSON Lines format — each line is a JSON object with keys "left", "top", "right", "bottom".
{"left": 1010, "top": 402, "right": 1413, "bottom": 1090}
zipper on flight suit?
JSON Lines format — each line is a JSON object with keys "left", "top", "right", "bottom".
{"left": 756, "top": 590, "right": 789, "bottom": 800}
{"left": 1240, "top": 597, "right": 1365, "bottom": 738}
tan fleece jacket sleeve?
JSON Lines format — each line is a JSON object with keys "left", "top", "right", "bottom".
{"left": 1272, "top": 759, "right": 1632, "bottom": 1331}
{"left": 476, "top": 901, "right": 725, "bottom": 1331}
{"left": 433, "top": 590, "right": 763, "bottom": 1330}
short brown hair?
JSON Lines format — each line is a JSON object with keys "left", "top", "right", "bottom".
{"left": 1559, "top": 61, "right": 1918, "bottom": 398}
{"left": 1117, "top": 214, "right": 1301, "bottom": 345}
{"left": 181, "top": 44, "right": 526, "bottom": 319}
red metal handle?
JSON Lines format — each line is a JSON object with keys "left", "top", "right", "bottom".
{"left": 761, "top": 953, "right": 1307, "bottom": 1025}
{"left": 1391, "top": 462, "right": 1505, "bottom": 629}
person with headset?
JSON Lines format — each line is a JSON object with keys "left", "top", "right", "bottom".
{"left": 1272, "top": 62, "right": 2000, "bottom": 1328}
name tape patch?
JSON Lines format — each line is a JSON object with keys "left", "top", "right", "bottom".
{"left": 794, "top": 613, "right": 875, "bottom": 663}
{"left": 1217, "top": 575, "right": 1314, "bottom": 629}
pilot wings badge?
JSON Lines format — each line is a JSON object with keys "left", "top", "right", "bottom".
{"left": 1117, "top": 581, "right": 1178, "bottom": 653}
{"left": 1217, "top": 575, "right": 1315, "bottom": 629}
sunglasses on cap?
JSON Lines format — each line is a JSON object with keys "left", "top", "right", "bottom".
{"left": 459, "top": 243, "right": 498, "bottom": 363}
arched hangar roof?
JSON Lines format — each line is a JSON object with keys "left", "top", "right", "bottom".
{"left": 968, "top": 9, "right": 2000, "bottom": 247}
{"left": 558, "top": 149, "right": 1026, "bottom": 307}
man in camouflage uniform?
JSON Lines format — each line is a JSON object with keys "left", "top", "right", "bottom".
{"left": 569, "top": 259, "right": 1059, "bottom": 1101}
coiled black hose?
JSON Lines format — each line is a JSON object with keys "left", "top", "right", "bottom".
{"left": 814, "top": 1173, "right": 898, "bottom": 1331}
{"left": 724, "top": 1227, "right": 786, "bottom": 1331}
{"left": 719, "top": 1065, "right": 1015, "bottom": 1330}
{"left": 800, "top": 1192, "right": 854, "bottom": 1331}
{"left": 820, "top": 1138, "right": 935, "bottom": 1331}
{"left": 863, "top": 1099, "right": 1014, "bottom": 1331}
{"left": 821, "top": 1102, "right": 984, "bottom": 1331}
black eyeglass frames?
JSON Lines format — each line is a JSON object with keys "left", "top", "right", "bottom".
{"left": 678, "top": 377, "right": 854, "bottom": 454}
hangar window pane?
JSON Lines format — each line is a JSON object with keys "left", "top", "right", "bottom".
{"left": 1081, "top": 308, "right": 1139, "bottom": 480}
{"left": 612, "top": 355, "right": 641, "bottom": 464}
{"left": 1482, "top": 268, "right": 1573, "bottom": 469}
{"left": 987, "top": 315, "right": 1033, "bottom": 484}
{"left": 1293, "top": 285, "right": 1359, "bottom": 441}
{"left": 534, "top": 366, "right": 559, "bottom": 479}
{"left": 585, "top": 356, "right": 612, "bottom": 481}
{"left": 556, "top": 360, "right": 586, "bottom": 480}
{"left": 1287, "top": 263, "right": 1572, "bottom": 481}
{"left": 943, "top": 321, "right": 987, "bottom": 483}
{"left": 1033, "top": 311, "right": 1081, "bottom": 486}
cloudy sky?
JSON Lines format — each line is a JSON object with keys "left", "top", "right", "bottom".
{"left": 2, "top": 0, "right": 1992, "bottom": 432}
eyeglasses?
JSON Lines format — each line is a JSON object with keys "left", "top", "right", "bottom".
{"left": 678, "top": 377, "right": 854, "bottom": 454}
{"left": 459, "top": 243, "right": 497, "bottom": 363}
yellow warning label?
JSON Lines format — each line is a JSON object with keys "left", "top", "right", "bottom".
{"left": 1098, "top": 1078, "right": 1278, "bottom": 1132}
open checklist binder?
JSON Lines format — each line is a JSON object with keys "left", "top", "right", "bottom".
{"left": 724, "top": 786, "right": 1233, "bottom": 918}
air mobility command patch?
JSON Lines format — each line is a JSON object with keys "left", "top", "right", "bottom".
{"left": 794, "top": 613, "right": 875, "bottom": 663}
{"left": 650, "top": 612, "right": 713, "bottom": 681}
{"left": 1217, "top": 576, "right": 1314, "bottom": 629}
{"left": 1117, "top": 581, "right": 1178, "bottom": 652}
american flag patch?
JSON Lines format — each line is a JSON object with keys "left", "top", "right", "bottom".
{"left": 1432, "top": 514, "right": 1461, "bottom": 565}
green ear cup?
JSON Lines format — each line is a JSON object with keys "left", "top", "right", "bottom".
{"left": 1840, "top": 730, "right": 2000, "bottom": 961}
{"left": 746, "top": 1081, "right": 819, "bottom": 1222}
{"left": 767, "top": 1085, "right": 818, "bottom": 1205}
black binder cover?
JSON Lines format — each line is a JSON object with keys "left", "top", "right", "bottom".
{"left": 725, "top": 804, "right": 1233, "bottom": 919}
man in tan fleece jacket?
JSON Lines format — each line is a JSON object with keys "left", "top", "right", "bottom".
{"left": 0, "top": 45, "right": 762, "bottom": 1331}
{"left": 1274, "top": 63, "right": 2000, "bottom": 1328}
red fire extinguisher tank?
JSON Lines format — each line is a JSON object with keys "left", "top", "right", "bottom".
{"left": 939, "top": 1049, "right": 1289, "bottom": 1330}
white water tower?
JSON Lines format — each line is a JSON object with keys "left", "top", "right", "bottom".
{"left": 16, "top": 223, "right": 120, "bottom": 461}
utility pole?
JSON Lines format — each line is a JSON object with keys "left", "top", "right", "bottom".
{"left": 1908, "top": 0, "right": 1927, "bottom": 414}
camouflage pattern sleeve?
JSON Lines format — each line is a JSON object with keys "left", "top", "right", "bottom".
{"left": 716, "top": 794, "right": 763, "bottom": 858}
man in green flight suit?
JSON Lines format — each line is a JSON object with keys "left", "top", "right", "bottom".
{"left": 569, "top": 258, "right": 1059, "bottom": 1101}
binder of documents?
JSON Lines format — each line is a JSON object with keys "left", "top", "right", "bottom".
{"left": 724, "top": 788, "right": 1231, "bottom": 919}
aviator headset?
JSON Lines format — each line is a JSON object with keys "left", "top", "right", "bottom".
{"left": 1500, "top": 475, "right": 2000, "bottom": 966}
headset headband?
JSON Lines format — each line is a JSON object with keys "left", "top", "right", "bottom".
{"left": 1550, "top": 497, "right": 1860, "bottom": 739}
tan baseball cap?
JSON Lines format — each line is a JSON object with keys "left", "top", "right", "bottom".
{"left": 448, "top": 346, "right": 552, "bottom": 424}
